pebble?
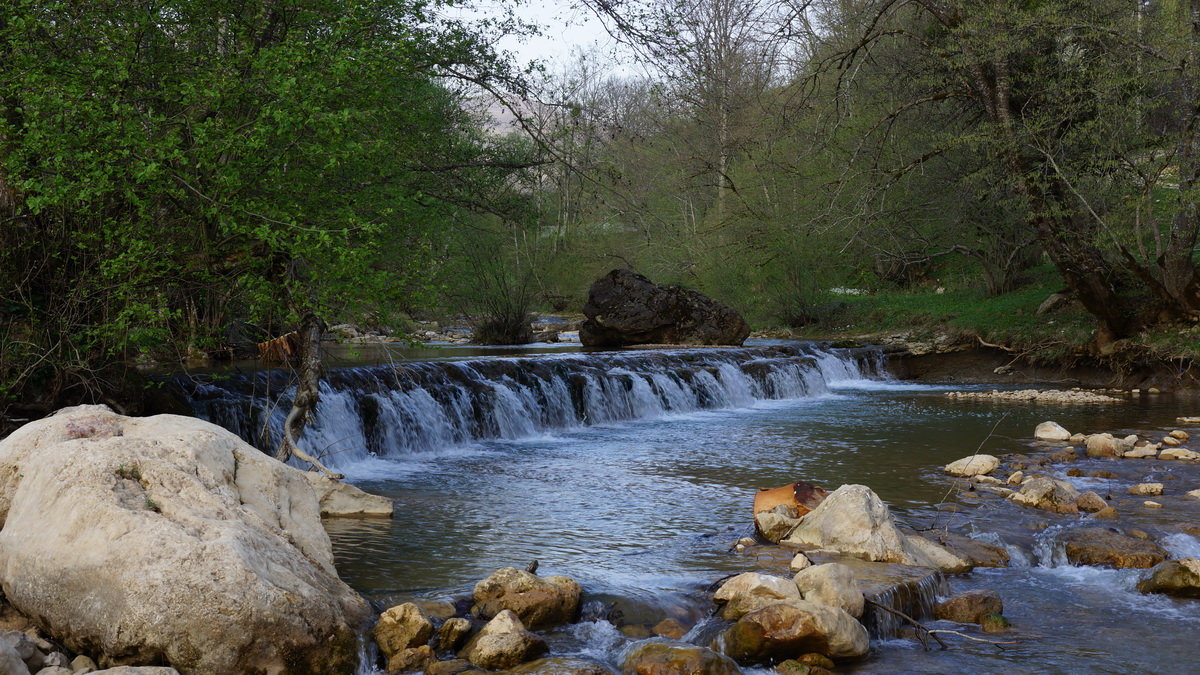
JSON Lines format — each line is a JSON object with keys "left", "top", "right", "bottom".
{"left": 1144, "top": 501, "right": 1164, "bottom": 509}
{"left": 1128, "top": 483, "right": 1164, "bottom": 496}
{"left": 1171, "top": 430, "right": 1190, "bottom": 441}
{"left": 1187, "top": 489, "right": 1200, "bottom": 499}
{"left": 1007, "top": 471, "right": 1025, "bottom": 486}
{"left": 789, "top": 553, "right": 812, "bottom": 573}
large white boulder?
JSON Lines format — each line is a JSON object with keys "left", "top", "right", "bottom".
{"left": 1034, "top": 421, "right": 1071, "bottom": 441}
{"left": 792, "top": 563, "right": 864, "bottom": 618}
{"left": 944, "top": 454, "right": 1000, "bottom": 477}
{"left": 780, "top": 485, "right": 963, "bottom": 571}
{"left": 0, "top": 406, "right": 371, "bottom": 673}
{"left": 713, "top": 572, "right": 802, "bottom": 620}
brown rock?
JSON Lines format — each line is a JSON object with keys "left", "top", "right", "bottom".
{"left": 1076, "top": 491, "right": 1108, "bottom": 513}
{"left": 426, "top": 659, "right": 477, "bottom": 675}
{"left": 579, "top": 269, "right": 751, "bottom": 347}
{"left": 1009, "top": 476, "right": 1081, "bottom": 514}
{"left": 934, "top": 590, "right": 1003, "bottom": 624}
{"left": 438, "top": 617, "right": 473, "bottom": 652}
{"left": 1059, "top": 528, "right": 1168, "bottom": 569}
{"left": 459, "top": 611, "right": 547, "bottom": 671}
{"left": 1138, "top": 558, "right": 1200, "bottom": 597}
{"left": 508, "top": 657, "right": 618, "bottom": 674}
{"left": 719, "top": 599, "right": 869, "bottom": 663}
{"left": 652, "top": 618, "right": 689, "bottom": 640}
{"left": 620, "top": 640, "right": 741, "bottom": 675}
{"left": 915, "top": 530, "right": 1009, "bottom": 567}
{"left": 753, "top": 482, "right": 828, "bottom": 516}
{"left": 386, "top": 645, "right": 434, "bottom": 673}
{"left": 1090, "top": 507, "right": 1119, "bottom": 520}
{"left": 373, "top": 603, "right": 434, "bottom": 658}
{"left": 620, "top": 625, "right": 654, "bottom": 639}
{"left": 472, "top": 568, "right": 581, "bottom": 629}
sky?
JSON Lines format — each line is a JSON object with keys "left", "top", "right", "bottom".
{"left": 455, "top": 0, "right": 623, "bottom": 70}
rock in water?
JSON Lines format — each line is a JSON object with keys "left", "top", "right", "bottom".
{"left": 780, "top": 485, "right": 965, "bottom": 571}
{"left": 620, "top": 640, "right": 741, "bottom": 675}
{"left": 0, "top": 405, "right": 370, "bottom": 673}
{"left": 718, "top": 599, "right": 869, "bottom": 663}
{"left": 713, "top": 573, "right": 802, "bottom": 620}
{"left": 579, "top": 269, "right": 751, "bottom": 347}
{"left": 1138, "top": 559, "right": 1200, "bottom": 597}
{"left": 933, "top": 590, "right": 1003, "bottom": 624}
{"left": 1059, "top": 527, "right": 1168, "bottom": 569}
{"left": 1035, "top": 421, "right": 1072, "bottom": 441}
{"left": 460, "top": 610, "right": 548, "bottom": 670}
{"left": 792, "top": 563, "right": 865, "bottom": 618}
{"left": 472, "top": 567, "right": 582, "bottom": 629}
{"left": 943, "top": 454, "right": 1000, "bottom": 477}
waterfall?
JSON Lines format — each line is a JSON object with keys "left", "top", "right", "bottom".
{"left": 173, "top": 344, "right": 883, "bottom": 469}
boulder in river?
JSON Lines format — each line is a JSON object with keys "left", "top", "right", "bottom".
{"left": 302, "top": 471, "right": 394, "bottom": 517}
{"left": 1009, "top": 475, "right": 1081, "bottom": 513}
{"left": 373, "top": 602, "right": 434, "bottom": 664}
{"left": 1137, "top": 558, "right": 1200, "bottom": 597}
{"left": 713, "top": 572, "right": 802, "bottom": 620}
{"left": 943, "top": 454, "right": 1000, "bottom": 477}
{"left": 1035, "top": 421, "right": 1072, "bottom": 441}
{"left": 792, "top": 563, "right": 864, "bottom": 618}
{"left": 933, "top": 590, "right": 1003, "bottom": 624}
{"left": 472, "top": 567, "right": 582, "bottom": 629}
{"left": 579, "top": 269, "right": 751, "bottom": 347}
{"left": 755, "top": 505, "right": 803, "bottom": 543}
{"left": 1059, "top": 527, "right": 1168, "bottom": 569}
{"left": 0, "top": 406, "right": 370, "bottom": 673}
{"left": 460, "top": 610, "right": 548, "bottom": 670}
{"left": 780, "top": 485, "right": 965, "bottom": 571}
{"left": 718, "top": 599, "right": 870, "bottom": 663}
{"left": 508, "top": 656, "right": 619, "bottom": 674}
{"left": 620, "top": 639, "right": 741, "bottom": 675}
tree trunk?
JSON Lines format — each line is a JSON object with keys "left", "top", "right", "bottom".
{"left": 274, "top": 312, "right": 343, "bottom": 479}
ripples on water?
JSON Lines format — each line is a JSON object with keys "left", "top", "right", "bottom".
{"left": 181, "top": 342, "right": 1199, "bottom": 673}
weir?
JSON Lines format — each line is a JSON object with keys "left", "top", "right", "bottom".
{"left": 172, "top": 343, "right": 882, "bottom": 469}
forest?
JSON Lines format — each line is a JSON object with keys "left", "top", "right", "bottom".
{"left": 2, "top": 0, "right": 1199, "bottom": 424}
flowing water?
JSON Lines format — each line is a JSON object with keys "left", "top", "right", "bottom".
{"left": 173, "top": 341, "right": 1200, "bottom": 674}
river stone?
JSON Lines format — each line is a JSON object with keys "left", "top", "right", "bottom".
{"left": 1163, "top": 435, "right": 1183, "bottom": 446}
{"left": 0, "top": 640, "right": 29, "bottom": 675}
{"left": 1007, "top": 471, "right": 1025, "bottom": 486}
{"left": 1128, "top": 483, "right": 1164, "bottom": 496}
{"left": 0, "top": 406, "right": 370, "bottom": 673}
{"left": 904, "top": 534, "right": 973, "bottom": 573}
{"left": 719, "top": 599, "right": 870, "bottom": 663}
{"left": 652, "top": 618, "right": 688, "bottom": 640}
{"left": 933, "top": 590, "right": 1002, "bottom": 624}
{"left": 373, "top": 602, "right": 434, "bottom": 658}
{"left": 1076, "top": 491, "right": 1108, "bottom": 513}
{"left": 1125, "top": 446, "right": 1159, "bottom": 459}
{"left": 508, "top": 656, "right": 619, "bottom": 674}
{"left": 1138, "top": 558, "right": 1200, "bottom": 597}
{"left": 909, "top": 530, "right": 1009, "bottom": 568}
{"left": 1085, "top": 433, "right": 1130, "bottom": 458}
{"left": 1059, "top": 527, "right": 1168, "bottom": 569}
{"left": 1035, "top": 421, "right": 1072, "bottom": 441}
{"left": 1160, "top": 447, "right": 1200, "bottom": 461}
{"left": 72, "top": 655, "right": 99, "bottom": 672}
{"left": 713, "top": 572, "right": 802, "bottom": 620}
{"left": 386, "top": 645, "right": 434, "bottom": 673}
{"left": 301, "top": 471, "right": 393, "bottom": 517}
{"left": 472, "top": 567, "right": 581, "bottom": 629}
{"left": 0, "top": 630, "right": 36, "bottom": 662}
{"left": 789, "top": 553, "right": 812, "bottom": 572}
{"left": 781, "top": 485, "right": 962, "bottom": 570}
{"left": 793, "top": 563, "right": 864, "bottom": 618}
{"left": 943, "top": 455, "right": 1000, "bottom": 477}
{"left": 460, "top": 610, "right": 547, "bottom": 670}
{"left": 1009, "top": 476, "right": 1081, "bottom": 513}
{"left": 621, "top": 640, "right": 740, "bottom": 674}
{"left": 579, "top": 269, "right": 751, "bottom": 347}
{"left": 755, "top": 506, "right": 803, "bottom": 544}
{"left": 1172, "top": 430, "right": 1191, "bottom": 440}
{"left": 438, "top": 617, "right": 473, "bottom": 652}
{"left": 426, "top": 658, "right": 476, "bottom": 675}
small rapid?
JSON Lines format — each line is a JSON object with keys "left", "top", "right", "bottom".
{"left": 173, "top": 343, "right": 882, "bottom": 469}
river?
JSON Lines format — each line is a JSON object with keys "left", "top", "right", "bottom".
{"left": 173, "top": 341, "right": 1200, "bottom": 673}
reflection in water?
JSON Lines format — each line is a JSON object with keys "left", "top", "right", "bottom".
{"left": 182, "top": 343, "right": 1200, "bottom": 672}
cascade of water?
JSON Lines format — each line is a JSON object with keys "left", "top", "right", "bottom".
{"left": 174, "top": 343, "right": 882, "bottom": 469}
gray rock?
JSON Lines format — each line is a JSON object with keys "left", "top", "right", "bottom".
{"left": 0, "top": 641, "right": 30, "bottom": 675}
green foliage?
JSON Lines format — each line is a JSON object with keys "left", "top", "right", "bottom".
{"left": 0, "top": 0, "right": 537, "bottom": 419}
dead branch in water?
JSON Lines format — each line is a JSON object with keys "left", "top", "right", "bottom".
{"left": 865, "top": 599, "right": 947, "bottom": 651}
{"left": 927, "top": 629, "right": 1018, "bottom": 649}
{"left": 274, "top": 313, "right": 343, "bottom": 479}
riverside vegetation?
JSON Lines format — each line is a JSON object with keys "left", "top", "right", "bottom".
{"left": 4, "top": 0, "right": 1200, "bottom": 428}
